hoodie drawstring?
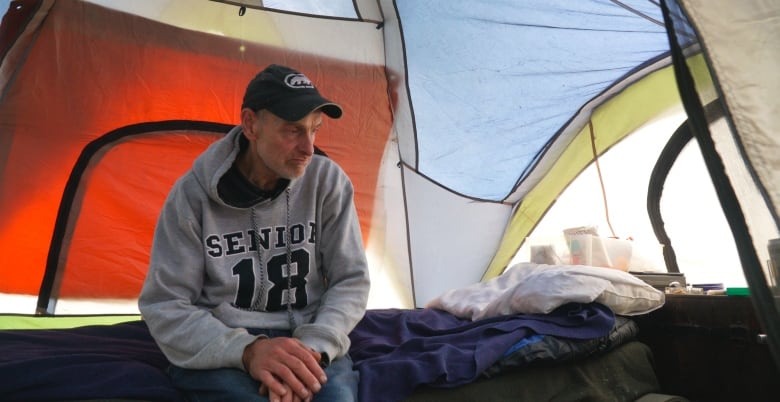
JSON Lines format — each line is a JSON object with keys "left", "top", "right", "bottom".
{"left": 249, "top": 186, "right": 297, "bottom": 330}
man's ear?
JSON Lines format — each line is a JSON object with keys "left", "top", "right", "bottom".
{"left": 240, "top": 108, "right": 258, "bottom": 140}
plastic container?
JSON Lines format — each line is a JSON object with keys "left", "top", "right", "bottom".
{"left": 603, "top": 237, "right": 633, "bottom": 271}
{"left": 524, "top": 233, "right": 658, "bottom": 272}
{"left": 564, "top": 234, "right": 632, "bottom": 271}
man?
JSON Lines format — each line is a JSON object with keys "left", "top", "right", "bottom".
{"left": 139, "top": 64, "right": 370, "bottom": 402}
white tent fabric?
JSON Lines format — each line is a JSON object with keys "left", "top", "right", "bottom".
{"left": 683, "top": 0, "right": 780, "bottom": 222}
{"left": 382, "top": 0, "right": 678, "bottom": 304}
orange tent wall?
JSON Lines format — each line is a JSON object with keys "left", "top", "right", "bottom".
{"left": 0, "top": 1, "right": 392, "bottom": 298}
{"left": 57, "top": 132, "right": 225, "bottom": 299}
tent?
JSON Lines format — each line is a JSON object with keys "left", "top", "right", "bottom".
{"left": 0, "top": 0, "right": 778, "bottom": 378}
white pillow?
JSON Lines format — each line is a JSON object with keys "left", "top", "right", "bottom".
{"left": 426, "top": 262, "right": 664, "bottom": 320}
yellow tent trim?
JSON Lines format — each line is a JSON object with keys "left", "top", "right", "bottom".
{"left": 0, "top": 315, "right": 141, "bottom": 330}
{"left": 483, "top": 54, "right": 714, "bottom": 280}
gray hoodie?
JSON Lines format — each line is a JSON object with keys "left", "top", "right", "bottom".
{"left": 138, "top": 126, "right": 370, "bottom": 370}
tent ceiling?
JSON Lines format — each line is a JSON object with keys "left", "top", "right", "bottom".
{"left": 397, "top": 0, "right": 670, "bottom": 200}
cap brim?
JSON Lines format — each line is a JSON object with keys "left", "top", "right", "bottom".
{"left": 267, "top": 95, "right": 343, "bottom": 121}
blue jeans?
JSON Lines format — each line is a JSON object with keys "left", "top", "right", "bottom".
{"left": 167, "top": 330, "right": 358, "bottom": 402}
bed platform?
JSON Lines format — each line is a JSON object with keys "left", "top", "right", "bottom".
{"left": 1, "top": 306, "right": 667, "bottom": 402}
{"left": 1, "top": 264, "right": 680, "bottom": 401}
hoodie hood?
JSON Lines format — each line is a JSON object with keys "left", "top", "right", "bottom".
{"left": 190, "top": 125, "right": 243, "bottom": 207}
{"left": 191, "top": 125, "right": 293, "bottom": 207}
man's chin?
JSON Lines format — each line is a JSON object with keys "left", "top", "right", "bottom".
{"left": 285, "top": 162, "right": 311, "bottom": 179}
{"left": 281, "top": 168, "right": 306, "bottom": 180}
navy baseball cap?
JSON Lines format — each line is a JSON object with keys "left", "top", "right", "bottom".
{"left": 241, "top": 64, "right": 342, "bottom": 121}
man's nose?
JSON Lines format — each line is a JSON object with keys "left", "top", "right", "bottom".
{"left": 299, "top": 132, "right": 315, "bottom": 155}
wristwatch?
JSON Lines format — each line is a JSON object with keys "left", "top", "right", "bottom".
{"left": 319, "top": 352, "right": 330, "bottom": 368}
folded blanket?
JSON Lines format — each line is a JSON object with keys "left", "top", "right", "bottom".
{"left": 483, "top": 315, "right": 639, "bottom": 377}
{"left": 349, "top": 302, "right": 614, "bottom": 402}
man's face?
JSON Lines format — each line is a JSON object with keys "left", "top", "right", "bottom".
{"left": 240, "top": 108, "right": 323, "bottom": 189}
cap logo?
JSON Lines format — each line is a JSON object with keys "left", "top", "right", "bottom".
{"left": 284, "top": 73, "right": 315, "bottom": 89}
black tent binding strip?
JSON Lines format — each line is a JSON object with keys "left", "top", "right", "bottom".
{"left": 36, "top": 120, "right": 233, "bottom": 315}
{"left": 661, "top": 0, "right": 780, "bottom": 371}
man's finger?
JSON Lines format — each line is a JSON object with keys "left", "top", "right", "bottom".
{"left": 272, "top": 383, "right": 294, "bottom": 402}
{"left": 258, "top": 369, "right": 293, "bottom": 399}
{"left": 268, "top": 339, "right": 324, "bottom": 395}
{"left": 284, "top": 343, "right": 327, "bottom": 388}
{"left": 244, "top": 337, "right": 325, "bottom": 398}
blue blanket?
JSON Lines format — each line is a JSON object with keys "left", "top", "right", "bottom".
{"left": 0, "top": 320, "right": 183, "bottom": 402}
{"left": 0, "top": 303, "right": 613, "bottom": 402}
{"left": 349, "top": 302, "right": 615, "bottom": 402}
